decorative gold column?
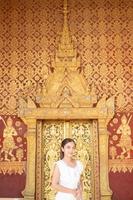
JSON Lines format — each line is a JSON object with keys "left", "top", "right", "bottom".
{"left": 99, "top": 118, "right": 112, "bottom": 200}
{"left": 23, "top": 118, "right": 36, "bottom": 200}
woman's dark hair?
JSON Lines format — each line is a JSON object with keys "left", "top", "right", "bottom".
{"left": 60, "top": 138, "right": 76, "bottom": 159}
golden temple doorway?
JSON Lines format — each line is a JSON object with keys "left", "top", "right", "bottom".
{"left": 36, "top": 120, "right": 100, "bottom": 200}
{"left": 18, "top": 0, "right": 115, "bottom": 199}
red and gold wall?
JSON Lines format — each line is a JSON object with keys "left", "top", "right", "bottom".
{"left": 0, "top": 116, "right": 27, "bottom": 197}
{"left": 0, "top": 0, "right": 132, "bottom": 199}
{"left": 108, "top": 113, "right": 133, "bottom": 200}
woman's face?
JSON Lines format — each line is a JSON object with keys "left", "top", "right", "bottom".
{"left": 62, "top": 141, "right": 76, "bottom": 158}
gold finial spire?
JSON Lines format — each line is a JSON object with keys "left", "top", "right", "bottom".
{"left": 63, "top": 0, "right": 68, "bottom": 23}
{"left": 60, "top": 0, "right": 70, "bottom": 46}
{"left": 63, "top": 0, "right": 68, "bottom": 13}
{"left": 54, "top": 0, "right": 80, "bottom": 70}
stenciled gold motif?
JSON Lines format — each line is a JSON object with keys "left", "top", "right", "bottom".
{"left": 109, "top": 113, "right": 133, "bottom": 173}
{"left": 116, "top": 114, "right": 132, "bottom": 159}
{"left": 16, "top": 148, "right": 24, "bottom": 162}
{"left": 0, "top": 116, "right": 17, "bottom": 161}
{"left": 0, "top": 116, "right": 26, "bottom": 174}
{"left": 0, "top": 0, "right": 132, "bottom": 115}
{"left": 0, "top": 161, "right": 25, "bottom": 175}
{"left": 109, "top": 159, "right": 133, "bottom": 173}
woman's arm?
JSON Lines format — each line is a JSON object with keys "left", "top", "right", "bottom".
{"left": 51, "top": 164, "right": 77, "bottom": 197}
{"left": 79, "top": 179, "right": 83, "bottom": 192}
{"left": 76, "top": 177, "right": 83, "bottom": 200}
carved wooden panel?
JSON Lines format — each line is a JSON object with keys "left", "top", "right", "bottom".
{"left": 36, "top": 120, "right": 100, "bottom": 200}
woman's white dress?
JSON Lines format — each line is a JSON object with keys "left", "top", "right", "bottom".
{"left": 55, "top": 159, "right": 83, "bottom": 200}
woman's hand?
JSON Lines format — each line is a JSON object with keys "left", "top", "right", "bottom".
{"left": 71, "top": 189, "right": 78, "bottom": 197}
{"left": 75, "top": 188, "right": 82, "bottom": 200}
{"left": 71, "top": 188, "right": 82, "bottom": 199}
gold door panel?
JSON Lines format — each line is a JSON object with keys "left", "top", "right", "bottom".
{"left": 36, "top": 120, "right": 100, "bottom": 200}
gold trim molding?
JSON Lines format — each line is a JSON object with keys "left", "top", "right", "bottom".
{"left": 109, "top": 159, "right": 133, "bottom": 173}
{"left": 0, "top": 161, "right": 26, "bottom": 175}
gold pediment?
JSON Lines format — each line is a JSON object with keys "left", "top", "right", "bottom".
{"left": 36, "top": 67, "right": 98, "bottom": 108}
{"left": 30, "top": 0, "right": 98, "bottom": 109}
{"left": 18, "top": 0, "right": 115, "bottom": 121}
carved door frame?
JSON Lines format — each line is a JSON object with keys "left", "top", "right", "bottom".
{"left": 19, "top": 103, "right": 114, "bottom": 200}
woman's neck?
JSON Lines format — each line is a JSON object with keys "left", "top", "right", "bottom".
{"left": 62, "top": 156, "right": 77, "bottom": 167}
{"left": 63, "top": 156, "right": 73, "bottom": 162}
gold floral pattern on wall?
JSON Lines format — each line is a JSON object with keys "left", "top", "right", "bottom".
{"left": 0, "top": 0, "right": 132, "bottom": 114}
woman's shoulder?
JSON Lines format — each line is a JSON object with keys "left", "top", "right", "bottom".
{"left": 76, "top": 159, "right": 83, "bottom": 165}
{"left": 55, "top": 159, "right": 63, "bottom": 167}
{"left": 54, "top": 160, "right": 65, "bottom": 171}
{"left": 56, "top": 159, "right": 61, "bottom": 162}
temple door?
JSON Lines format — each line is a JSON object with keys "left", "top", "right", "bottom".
{"left": 36, "top": 119, "right": 100, "bottom": 200}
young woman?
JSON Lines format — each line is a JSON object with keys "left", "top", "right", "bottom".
{"left": 51, "top": 138, "right": 83, "bottom": 200}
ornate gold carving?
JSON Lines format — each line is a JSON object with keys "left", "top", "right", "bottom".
{"left": 36, "top": 121, "right": 42, "bottom": 200}
{"left": 32, "top": 0, "right": 98, "bottom": 110}
{"left": 36, "top": 120, "right": 100, "bottom": 200}
{"left": 71, "top": 120, "right": 100, "bottom": 200}
{"left": 41, "top": 121, "right": 64, "bottom": 200}
{"left": 22, "top": 118, "right": 36, "bottom": 200}
{"left": 18, "top": 0, "right": 115, "bottom": 200}
{"left": 19, "top": 103, "right": 114, "bottom": 200}
{"left": 17, "top": 0, "right": 115, "bottom": 120}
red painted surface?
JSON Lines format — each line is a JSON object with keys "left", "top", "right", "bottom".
{"left": 109, "top": 172, "right": 133, "bottom": 200}
{"left": 0, "top": 173, "right": 26, "bottom": 198}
